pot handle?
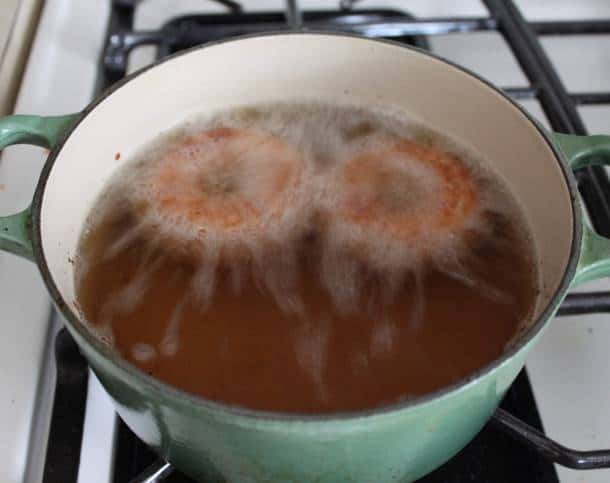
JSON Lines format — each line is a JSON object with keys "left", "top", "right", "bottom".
{"left": 553, "top": 133, "right": 610, "bottom": 285}
{"left": 0, "top": 114, "right": 78, "bottom": 260}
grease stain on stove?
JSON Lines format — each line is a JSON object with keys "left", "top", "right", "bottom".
{"left": 115, "top": 152, "right": 121, "bottom": 160}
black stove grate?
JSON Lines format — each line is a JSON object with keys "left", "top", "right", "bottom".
{"left": 40, "top": 1, "right": 610, "bottom": 482}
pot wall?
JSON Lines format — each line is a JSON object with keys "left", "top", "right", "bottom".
{"left": 69, "top": 320, "right": 543, "bottom": 482}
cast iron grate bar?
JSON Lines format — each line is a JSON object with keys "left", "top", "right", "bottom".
{"left": 96, "top": 0, "right": 138, "bottom": 91}
{"left": 500, "top": 86, "right": 610, "bottom": 106}
{"left": 213, "top": 0, "right": 242, "bottom": 13}
{"left": 558, "top": 291, "right": 610, "bottom": 315}
{"left": 571, "top": 92, "right": 610, "bottom": 105}
{"left": 42, "top": 329, "right": 89, "bottom": 483}
{"left": 492, "top": 409, "right": 610, "bottom": 469}
{"left": 502, "top": 86, "right": 539, "bottom": 99}
{"left": 285, "top": 0, "right": 303, "bottom": 29}
{"left": 532, "top": 19, "right": 610, "bottom": 35}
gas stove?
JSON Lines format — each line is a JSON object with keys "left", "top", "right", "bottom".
{"left": 2, "top": 1, "right": 610, "bottom": 482}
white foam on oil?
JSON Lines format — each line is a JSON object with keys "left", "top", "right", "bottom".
{"left": 293, "top": 318, "right": 331, "bottom": 403}
{"left": 78, "top": 100, "right": 540, "bottom": 349}
{"left": 159, "top": 300, "right": 186, "bottom": 357}
{"left": 131, "top": 343, "right": 157, "bottom": 363}
{"left": 370, "top": 318, "right": 399, "bottom": 359}
{"left": 127, "top": 126, "right": 315, "bottom": 251}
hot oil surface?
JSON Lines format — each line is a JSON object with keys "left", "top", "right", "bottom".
{"left": 75, "top": 101, "right": 538, "bottom": 414}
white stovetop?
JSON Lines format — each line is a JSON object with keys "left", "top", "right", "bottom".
{"left": 1, "top": 1, "right": 610, "bottom": 483}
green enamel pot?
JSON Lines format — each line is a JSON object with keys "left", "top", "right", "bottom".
{"left": 1, "top": 33, "right": 610, "bottom": 483}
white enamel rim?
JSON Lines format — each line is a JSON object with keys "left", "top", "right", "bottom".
{"left": 30, "top": 32, "right": 582, "bottom": 422}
